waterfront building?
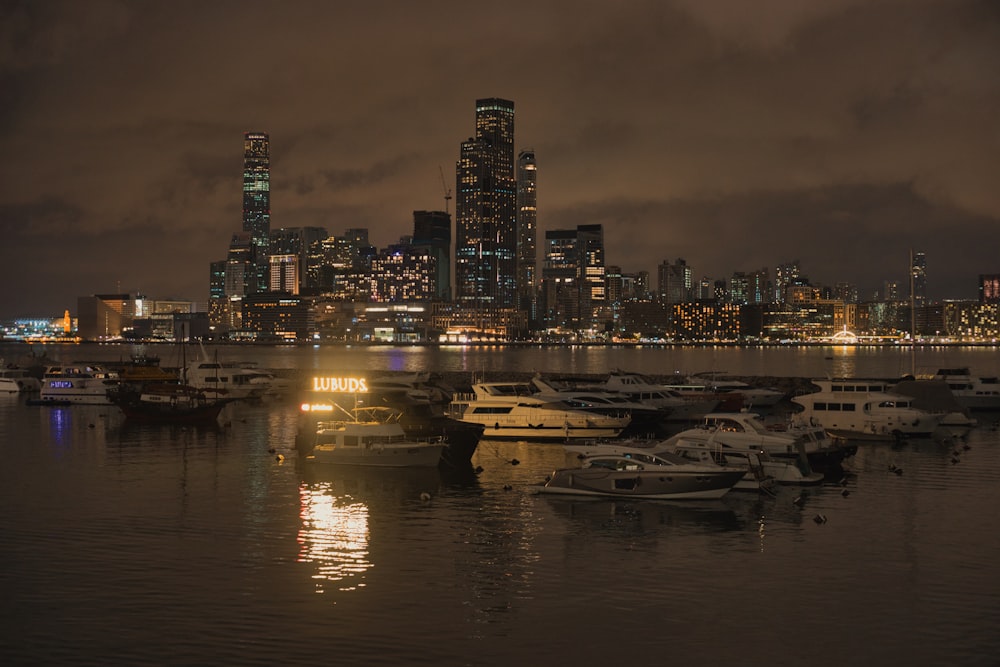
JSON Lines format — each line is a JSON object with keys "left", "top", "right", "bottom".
{"left": 671, "top": 301, "right": 742, "bottom": 341}
{"left": 241, "top": 293, "right": 312, "bottom": 341}
{"left": 540, "top": 224, "right": 606, "bottom": 333}
{"left": 412, "top": 210, "right": 451, "bottom": 302}
{"left": 455, "top": 98, "right": 517, "bottom": 327}
{"left": 516, "top": 149, "right": 538, "bottom": 325}
{"left": 243, "top": 132, "right": 271, "bottom": 295}
{"left": 77, "top": 293, "right": 133, "bottom": 340}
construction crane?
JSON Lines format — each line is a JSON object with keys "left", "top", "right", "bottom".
{"left": 438, "top": 165, "right": 453, "bottom": 215}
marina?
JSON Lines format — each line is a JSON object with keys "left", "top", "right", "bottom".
{"left": 2, "top": 343, "right": 999, "bottom": 665}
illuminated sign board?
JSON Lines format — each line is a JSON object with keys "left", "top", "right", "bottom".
{"left": 311, "top": 377, "right": 369, "bottom": 393}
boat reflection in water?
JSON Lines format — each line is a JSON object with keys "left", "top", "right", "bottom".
{"left": 297, "top": 465, "right": 447, "bottom": 594}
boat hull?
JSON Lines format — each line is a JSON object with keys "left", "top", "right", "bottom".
{"left": 536, "top": 468, "right": 744, "bottom": 500}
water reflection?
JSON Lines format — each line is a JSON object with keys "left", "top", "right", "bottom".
{"left": 540, "top": 496, "right": 744, "bottom": 536}
{"left": 296, "top": 465, "right": 445, "bottom": 594}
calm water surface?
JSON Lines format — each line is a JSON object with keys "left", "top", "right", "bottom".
{"left": 2, "top": 344, "right": 999, "bottom": 666}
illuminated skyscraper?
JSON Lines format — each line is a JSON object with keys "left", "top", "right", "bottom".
{"left": 455, "top": 98, "right": 517, "bottom": 315}
{"left": 243, "top": 132, "right": 271, "bottom": 294}
{"left": 516, "top": 149, "right": 537, "bottom": 323}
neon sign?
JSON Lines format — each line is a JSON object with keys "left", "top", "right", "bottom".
{"left": 311, "top": 377, "right": 369, "bottom": 393}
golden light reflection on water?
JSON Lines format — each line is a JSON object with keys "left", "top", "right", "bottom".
{"left": 297, "top": 482, "right": 373, "bottom": 593}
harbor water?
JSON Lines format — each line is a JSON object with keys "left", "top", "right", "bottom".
{"left": 2, "top": 343, "right": 999, "bottom": 666}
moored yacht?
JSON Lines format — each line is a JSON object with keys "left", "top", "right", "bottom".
{"left": 791, "top": 378, "right": 941, "bottom": 441}
{"left": 305, "top": 406, "right": 445, "bottom": 468}
{"left": 0, "top": 362, "right": 41, "bottom": 393}
{"left": 917, "top": 368, "right": 1000, "bottom": 411}
{"left": 446, "top": 381, "right": 631, "bottom": 441}
{"left": 580, "top": 369, "right": 720, "bottom": 422}
{"left": 39, "top": 364, "right": 119, "bottom": 405}
{"left": 534, "top": 448, "right": 745, "bottom": 500}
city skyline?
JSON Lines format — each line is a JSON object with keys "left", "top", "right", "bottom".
{"left": 2, "top": 0, "right": 999, "bottom": 318}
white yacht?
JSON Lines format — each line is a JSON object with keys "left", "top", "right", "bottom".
{"left": 184, "top": 359, "right": 273, "bottom": 400}
{"left": 305, "top": 406, "right": 445, "bottom": 467}
{"left": 0, "top": 363, "right": 41, "bottom": 393}
{"left": 919, "top": 368, "right": 1000, "bottom": 411}
{"left": 39, "top": 364, "right": 119, "bottom": 405}
{"left": 447, "top": 381, "right": 631, "bottom": 441}
{"left": 791, "top": 378, "right": 942, "bottom": 441}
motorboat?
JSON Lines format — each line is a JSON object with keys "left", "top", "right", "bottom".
{"left": 791, "top": 378, "right": 942, "bottom": 441}
{"left": 533, "top": 449, "right": 745, "bottom": 500}
{"left": 564, "top": 440, "right": 777, "bottom": 493}
{"left": 917, "top": 368, "right": 1000, "bottom": 411}
{"left": 664, "top": 434, "right": 823, "bottom": 486}
{"left": 0, "top": 362, "right": 41, "bottom": 393}
{"left": 39, "top": 364, "right": 119, "bottom": 405}
{"left": 304, "top": 406, "right": 445, "bottom": 467}
{"left": 446, "top": 381, "right": 631, "bottom": 441}
{"left": 109, "top": 382, "right": 233, "bottom": 425}
{"left": 691, "top": 411, "right": 848, "bottom": 474}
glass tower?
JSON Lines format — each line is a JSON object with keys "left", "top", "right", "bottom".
{"left": 516, "top": 149, "right": 537, "bottom": 324}
{"left": 243, "top": 132, "right": 271, "bottom": 295}
{"left": 455, "top": 98, "right": 517, "bottom": 315}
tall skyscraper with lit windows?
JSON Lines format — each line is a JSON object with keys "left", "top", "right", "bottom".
{"left": 455, "top": 98, "right": 517, "bottom": 315}
{"left": 516, "top": 149, "right": 537, "bottom": 323}
{"left": 243, "top": 132, "right": 271, "bottom": 295}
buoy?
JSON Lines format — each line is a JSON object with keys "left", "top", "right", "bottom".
{"left": 267, "top": 447, "right": 276, "bottom": 454}
{"left": 951, "top": 457, "right": 960, "bottom": 465}
{"left": 503, "top": 484, "right": 512, "bottom": 491}
{"left": 792, "top": 495, "right": 805, "bottom": 508}
{"left": 275, "top": 453, "right": 284, "bottom": 462}
{"left": 510, "top": 458, "right": 520, "bottom": 466}
{"left": 474, "top": 465, "right": 484, "bottom": 474}
{"left": 419, "top": 492, "right": 431, "bottom": 501}
{"left": 841, "top": 489, "right": 850, "bottom": 497}
{"left": 813, "top": 514, "right": 827, "bottom": 524}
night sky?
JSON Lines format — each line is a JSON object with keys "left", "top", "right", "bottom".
{"left": 2, "top": 0, "right": 998, "bottom": 319}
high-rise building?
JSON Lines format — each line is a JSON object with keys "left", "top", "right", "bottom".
{"left": 270, "top": 226, "right": 328, "bottom": 294}
{"left": 911, "top": 250, "right": 927, "bottom": 306}
{"left": 269, "top": 254, "right": 300, "bottom": 294}
{"left": 540, "top": 224, "right": 606, "bottom": 331}
{"left": 774, "top": 261, "right": 800, "bottom": 304}
{"left": 979, "top": 274, "right": 1000, "bottom": 304}
{"left": 657, "top": 258, "right": 692, "bottom": 305}
{"left": 243, "top": 132, "right": 271, "bottom": 295}
{"left": 412, "top": 211, "right": 451, "bottom": 301}
{"left": 516, "top": 149, "right": 537, "bottom": 324}
{"left": 455, "top": 98, "right": 517, "bottom": 316}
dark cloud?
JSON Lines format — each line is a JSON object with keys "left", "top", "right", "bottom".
{"left": 1, "top": 0, "right": 998, "bottom": 317}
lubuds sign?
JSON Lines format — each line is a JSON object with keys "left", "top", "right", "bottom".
{"left": 312, "top": 377, "right": 369, "bottom": 393}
